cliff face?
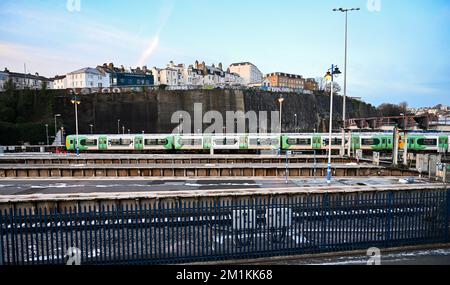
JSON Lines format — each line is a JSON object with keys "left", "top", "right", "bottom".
{"left": 0, "top": 89, "right": 378, "bottom": 145}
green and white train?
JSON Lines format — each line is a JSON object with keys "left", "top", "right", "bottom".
{"left": 66, "top": 132, "right": 450, "bottom": 153}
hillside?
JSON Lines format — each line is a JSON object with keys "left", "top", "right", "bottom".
{"left": 0, "top": 89, "right": 379, "bottom": 145}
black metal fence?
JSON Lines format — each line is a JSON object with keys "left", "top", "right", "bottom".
{"left": 1, "top": 189, "right": 449, "bottom": 265}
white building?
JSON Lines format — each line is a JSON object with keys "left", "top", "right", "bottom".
{"left": 152, "top": 61, "right": 243, "bottom": 87}
{"left": 0, "top": 70, "right": 7, "bottom": 91}
{"left": 66, "top": 67, "right": 110, "bottom": 88}
{"left": 0, "top": 68, "right": 52, "bottom": 90}
{"left": 51, "top": 75, "right": 67, "bottom": 89}
{"left": 228, "top": 62, "right": 263, "bottom": 86}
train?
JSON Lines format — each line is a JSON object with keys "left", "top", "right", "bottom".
{"left": 65, "top": 132, "right": 450, "bottom": 153}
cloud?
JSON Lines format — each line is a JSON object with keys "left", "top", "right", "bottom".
{"left": 0, "top": 42, "right": 91, "bottom": 76}
{"left": 136, "top": 0, "right": 174, "bottom": 66}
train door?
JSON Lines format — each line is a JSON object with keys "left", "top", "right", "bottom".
{"left": 312, "top": 135, "right": 321, "bottom": 149}
{"left": 380, "top": 137, "right": 388, "bottom": 150}
{"left": 352, "top": 135, "right": 361, "bottom": 150}
{"left": 134, "top": 136, "right": 144, "bottom": 150}
{"left": 99, "top": 136, "right": 108, "bottom": 151}
{"left": 439, "top": 136, "right": 448, "bottom": 153}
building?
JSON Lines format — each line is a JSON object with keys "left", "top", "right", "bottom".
{"left": 0, "top": 68, "right": 52, "bottom": 90}
{"left": 304, "top": 78, "right": 318, "bottom": 91}
{"left": 151, "top": 61, "right": 184, "bottom": 86}
{"left": 67, "top": 67, "right": 110, "bottom": 89}
{"left": 0, "top": 70, "right": 7, "bottom": 91}
{"left": 50, "top": 75, "right": 67, "bottom": 90}
{"left": 266, "top": 72, "right": 305, "bottom": 91}
{"left": 228, "top": 62, "right": 263, "bottom": 86}
{"left": 97, "top": 63, "right": 154, "bottom": 87}
{"left": 152, "top": 60, "right": 242, "bottom": 87}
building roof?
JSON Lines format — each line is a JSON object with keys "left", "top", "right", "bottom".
{"left": 229, "top": 62, "right": 256, "bottom": 67}
{"left": 5, "top": 71, "right": 50, "bottom": 81}
{"left": 67, "top": 67, "right": 102, "bottom": 75}
{"left": 266, "top": 72, "right": 304, "bottom": 79}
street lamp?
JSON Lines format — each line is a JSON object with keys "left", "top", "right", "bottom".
{"left": 325, "top": 65, "right": 342, "bottom": 184}
{"left": 45, "top": 124, "right": 49, "bottom": 146}
{"left": 71, "top": 96, "right": 81, "bottom": 156}
{"left": 89, "top": 124, "right": 94, "bottom": 134}
{"left": 333, "top": 7, "right": 360, "bottom": 156}
{"left": 122, "top": 125, "right": 125, "bottom": 135}
{"left": 54, "top": 114, "right": 61, "bottom": 143}
{"left": 117, "top": 119, "right": 120, "bottom": 134}
{"left": 294, "top": 114, "right": 298, "bottom": 133}
{"left": 278, "top": 97, "right": 285, "bottom": 134}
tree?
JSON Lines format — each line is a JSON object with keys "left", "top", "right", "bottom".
{"left": 324, "top": 82, "right": 342, "bottom": 94}
{"left": 377, "top": 102, "right": 409, "bottom": 117}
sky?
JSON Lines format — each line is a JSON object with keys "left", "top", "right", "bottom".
{"left": 0, "top": 0, "right": 449, "bottom": 108}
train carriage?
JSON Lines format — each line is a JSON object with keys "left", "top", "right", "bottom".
{"left": 320, "top": 135, "right": 348, "bottom": 150}
{"left": 174, "top": 134, "right": 209, "bottom": 150}
{"left": 247, "top": 134, "right": 281, "bottom": 150}
{"left": 281, "top": 134, "right": 315, "bottom": 150}
{"left": 211, "top": 134, "right": 247, "bottom": 150}
{"left": 141, "top": 134, "right": 174, "bottom": 151}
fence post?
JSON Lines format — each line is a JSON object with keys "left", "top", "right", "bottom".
{"left": 446, "top": 188, "right": 450, "bottom": 243}
{"left": 0, "top": 211, "right": 3, "bottom": 266}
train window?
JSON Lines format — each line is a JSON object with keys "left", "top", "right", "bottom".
{"left": 361, "top": 138, "right": 380, "bottom": 146}
{"left": 417, "top": 139, "right": 437, "bottom": 146}
{"left": 323, "top": 138, "right": 342, "bottom": 146}
{"left": 287, "top": 138, "right": 312, "bottom": 145}
{"left": 145, "top": 139, "right": 168, "bottom": 146}
{"left": 80, "top": 139, "right": 97, "bottom": 146}
{"left": 214, "top": 139, "right": 237, "bottom": 146}
{"left": 158, "top": 139, "right": 168, "bottom": 145}
{"left": 249, "top": 138, "right": 278, "bottom": 146}
{"left": 181, "top": 139, "right": 202, "bottom": 145}
{"left": 109, "top": 139, "right": 132, "bottom": 146}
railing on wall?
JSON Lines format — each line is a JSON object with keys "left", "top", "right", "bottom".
{"left": 1, "top": 189, "right": 449, "bottom": 265}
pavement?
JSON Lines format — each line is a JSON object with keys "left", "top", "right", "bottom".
{"left": 0, "top": 177, "right": 431, "bottom": 196}
{"left": 273, "top": 248, "right": 450, "bottom": 265}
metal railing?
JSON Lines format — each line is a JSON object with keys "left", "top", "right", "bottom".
{"left": 1, "top": 189, "right": 449, "bottom": 265}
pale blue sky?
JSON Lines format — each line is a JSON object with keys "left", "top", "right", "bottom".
{"left": 0, "top": 0, "right": 449, "bottom": 107}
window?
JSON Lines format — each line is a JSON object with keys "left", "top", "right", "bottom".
{"left": 287, "top": 138, "right": 312, "bottom": 146}
{"left": 323, "top": 138, "right": 343, "bottom": 146}
{"left": 417, "top": 139, "right": 437, "bottom": 146}
{"left": 109, "top": 139, "right": 132, "bottom": 146}
{"left": 145, "top": 139, "right": 168, "bottom": 146}
{"left": 361, "top": 138, "right": 380, "bottom": 146}
{"left": 214, "top": 138, "right": 238, "bottom": 146}
{"left": 80, "top": 139, "right": 97, "bottom": 146}
{"left": 181, "top": 139, "right": 202, "bottom": 146}
{"left": 249, "top": 138, "right": 278, "bottom": 146}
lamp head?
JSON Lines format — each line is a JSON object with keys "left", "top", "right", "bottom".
{"left": 333, "top": 66, "right": 342, "bottom": 75}
{"left": 278, "top": 97, "right": 285, "bottom": 104}
{"left": 325, "top": 71, "right": 332, "bottom": 82}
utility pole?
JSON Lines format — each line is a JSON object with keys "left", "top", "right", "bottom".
{"left": 325, "top": 65, "right": 342, "bottom": 184}
{"left": 333, "top": 7, "right": 360, "bottom": 157}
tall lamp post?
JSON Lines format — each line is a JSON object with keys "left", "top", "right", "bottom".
{"left": 71, "top": 97, "right": 81, "bottom": 156}
{"left": 294, "top": 114, "right": 298, "bottom": 133}
{"left": 89, "top": 124, "right": 94, "bottom": 134}
{"left": 278, "top": 97, "right": 285, "bottom": 133}
{"left": 278, "top": 97, "right": 285, "bottom": 155}
{"left": 54, "top": 114, "right": 61, "bottom": 145}
{"left": 333, "top": 7, "right": 360, "bottom": 156}
{"left": 325, "top": 65, "right": 342, "bottom": 184}
{"left": 45, "top": 124, "right": 49, "bottom": 146}
{"left": 117, "top": 119, "right": 121, "bottom": 135}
